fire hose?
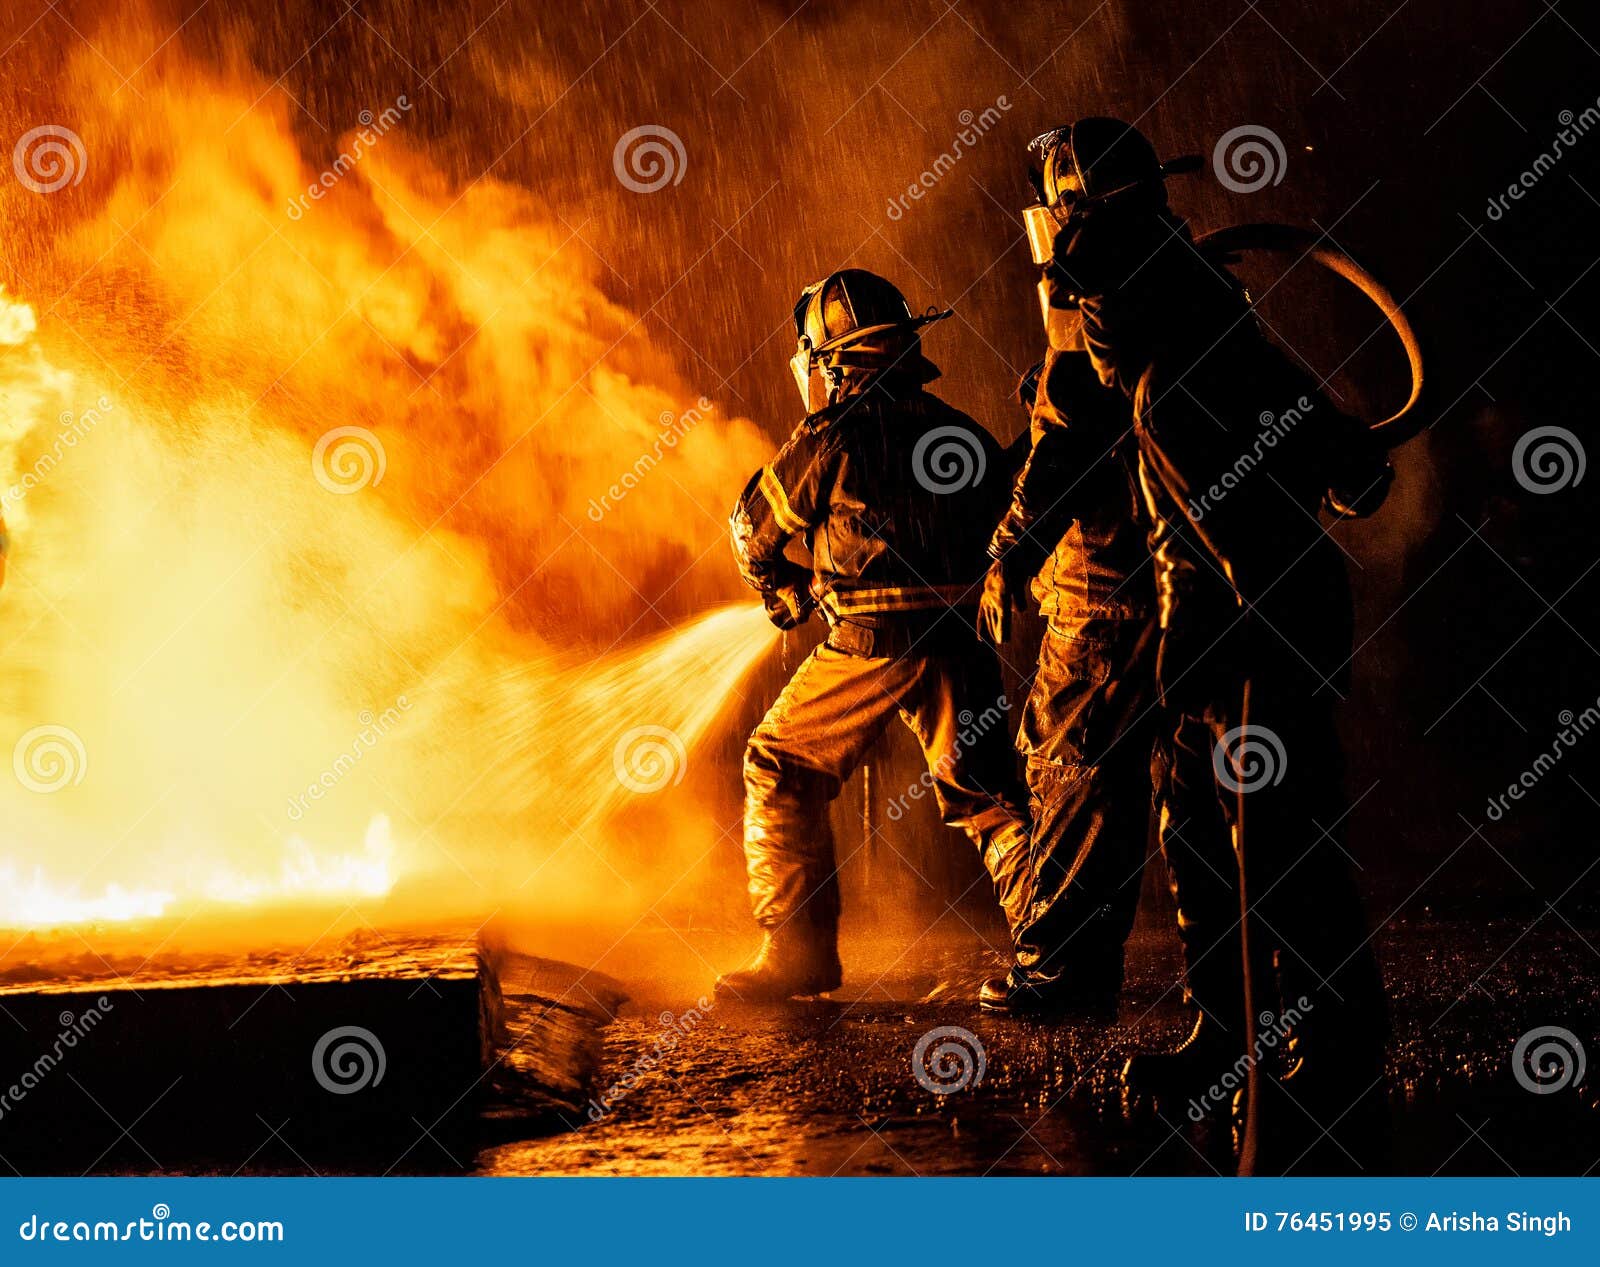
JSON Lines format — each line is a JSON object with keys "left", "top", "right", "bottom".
{"left": 1194, "top": 221, "right": 1427, "bottom": 446}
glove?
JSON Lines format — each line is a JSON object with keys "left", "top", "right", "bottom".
{"left": 976, "top": 559, "right": 1015, "bottom": 646}
{"left": 762, "top": 584, "right": 815, "bottom": 631}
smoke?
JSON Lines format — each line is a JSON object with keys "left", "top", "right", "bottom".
{"left": 0, "top": 16, "right": 771, "bottom": 931}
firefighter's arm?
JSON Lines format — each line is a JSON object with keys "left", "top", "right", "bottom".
{"left": 985, "top": 352, "right": 1092, "bottom": 585}
{"left": 728, "top": 424, "right": 835, "bottom": 626}
{"left": 987, "top": 426, "right": 1077, "bottom": 583}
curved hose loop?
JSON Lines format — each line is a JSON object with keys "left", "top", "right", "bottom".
{"left": 1194, "top": 222, "right": 1426, "bottom": 448}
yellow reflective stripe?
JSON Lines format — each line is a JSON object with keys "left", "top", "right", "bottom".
{"left": 759, "top": 465, "right": 807, "bottom": 534}
{"left": 823, "top": 585, "right": 975, "bottom": 614}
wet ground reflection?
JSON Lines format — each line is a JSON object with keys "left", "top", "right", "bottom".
{"left": 480, "top": 918, "right": 1600, "bottom": 1176}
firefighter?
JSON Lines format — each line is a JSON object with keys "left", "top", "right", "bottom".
{"left": 1023, "top": 118, "right": 1391, "bottom": 1157}
{"left": 975, "top": 343, "right": 1158, "bottom": 1017}
{"left": 717, "top": 269, "right": 1032, "bottom": 1003}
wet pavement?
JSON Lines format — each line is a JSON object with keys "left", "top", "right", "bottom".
{"left": 478, "top": 916, "right": 1600, "bottom": 1176}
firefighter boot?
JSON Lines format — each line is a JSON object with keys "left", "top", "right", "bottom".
{"left": 714, "top": 917, "right": 842, "bottom": 1002}
{"left": 1121, "top": 951, "right": 1250, "bottom": 1109}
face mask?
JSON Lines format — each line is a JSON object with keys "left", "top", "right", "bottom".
{"left": 1022, "top": 201, "right": 1072, "bottom": 265}
{"left": 789, "top": 342, "right": 837, "bottom": 411}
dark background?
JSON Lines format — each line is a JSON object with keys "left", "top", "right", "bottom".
{"left": 4, "top": 0, "right": 1595, "bottom": 922}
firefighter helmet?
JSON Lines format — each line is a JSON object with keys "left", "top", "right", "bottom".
{"left": 1022, "top": 118, "right": 1202, "bottom": 264}
{"left": 789, "top": 270, "right": 951, "bottom": 410}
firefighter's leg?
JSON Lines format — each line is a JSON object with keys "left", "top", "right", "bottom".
{"left": 891, "top": 644, "right": 1032, "bottom": 976}
{"left": 1123, "top": 709, "right": 1255, "bottom": 1099}
{"left": 1231, "top": 680, "right": 1388, "bottom": 1168}
{"left": 719, "top": 644, "right": 901, "bottom": 1001}
{"left": 1002, "top": 617, "right": 1159, "bottom": 1010}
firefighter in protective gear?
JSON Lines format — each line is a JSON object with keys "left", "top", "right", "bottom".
{"left": 976, "top": 349, "right": 1157, "bottom": 1016}
{"left": 1029, "top": 118, "right": 1391, "bottom": 1161}
{"left": 718, "top": 270, "right": 1032, "bottom": 1003}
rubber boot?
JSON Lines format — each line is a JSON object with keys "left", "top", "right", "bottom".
{"left": 979, "top": 973, "right": 1119, "bottom": 1019}
{"left": 1121, "top": 947, "right": 1251, "bottom": 1109}
{"left": 1121, "top": 1009, "right": 1245, "bottom": 1111}
{"left": 713, "top": 918, "right": 842, "bottom": 1002}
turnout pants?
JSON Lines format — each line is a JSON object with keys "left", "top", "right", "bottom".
{"left": 1157, "top": 675, "right": 1387, "bottom": 1067}
{"left": 743, "top": 633, "right": 1031, "bottom": 937}
{"left": 1011, "top": 615, "right": 1159, "bottom": 995}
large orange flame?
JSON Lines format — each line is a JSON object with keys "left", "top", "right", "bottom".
{"left": 0, "top": 20, "right": 773, "bottom": 934}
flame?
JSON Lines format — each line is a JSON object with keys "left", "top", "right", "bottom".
{"left": 0, "top": 17, "right": 773, "bottom": 934}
